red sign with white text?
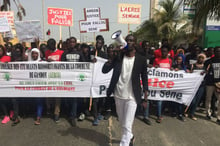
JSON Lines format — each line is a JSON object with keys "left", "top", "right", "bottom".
{"left": 47, "top": 7, "right": 73, "bottom": 26}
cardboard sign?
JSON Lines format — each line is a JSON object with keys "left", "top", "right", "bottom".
{"left": 15, "top": 20, "right": 43, "bottom": 42}
{"left": 118, "top": 3, "right": 142, "bottom": 24}
{"left": 0, "top": 11, "right": 15, "bottom": 38}
{"left": 47, "top": 7, "right": 73, "bottom": 26}
{"left": 79, "top": 8, "right": 109, "bottom": 33}
{"left": 0, "top": 17, "right": 10, "bottom": 32}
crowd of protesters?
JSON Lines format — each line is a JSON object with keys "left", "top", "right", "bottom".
{"left": 0, "top": 34, "right": 220, "bottom": 128}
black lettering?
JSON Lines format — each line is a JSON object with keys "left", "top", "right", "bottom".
{"left": 99, "top": 85, "right": 106, "bottom": 95}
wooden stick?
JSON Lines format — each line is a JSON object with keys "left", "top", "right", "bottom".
{"left": 184, "top": 106, "right": 189, "bottom": 113}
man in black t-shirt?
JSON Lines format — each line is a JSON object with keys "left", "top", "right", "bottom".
{"left": 205, "top": 46, "right": 220, "bottom": 125}
{"left": 61, "top": 37, "right": 85, "bottom": 127}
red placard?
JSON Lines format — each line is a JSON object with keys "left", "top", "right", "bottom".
{"left": 47, "top": 7, "right": 73, "bottom": 26}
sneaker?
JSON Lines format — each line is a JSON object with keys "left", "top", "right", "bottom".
{"left": 211, "top": 112, "right": 217, "bottom": 118}
{"left": 78, "top": 113, "right": 85, "bottom": 121}
{"left": 70, "top": 118, "right": 77, "bottom": 127}
{"left": 54, "top": 115, "right": 60, "bottom": 123}
{"left": 2, "top": 116, "right": 10, "bottom": 124}
{"left": 143, "top": 118, "right": 151, "bottom": 125}
{"left": 216, "top": 119, "right": 220, "bottom": 125}
{"left": 93, "top": 118, "right": 99, "bottom": 126}
{"left": 156, "top": 117, "right": 163, "bottom": 123}
{"left": 178, "top": 115, "right": 186, "bottom": 122}
{"left": 206, "top": 115, "right": 211, "bottom": 120}
{"left": 104, "top": 111, "right": 111, "bottom": 120}
{"left": 10, "top": 111, "right": 14, "bottom": 119}
{"left": 98, "top": 113, "right": 104, "bottom": 120}
{"left": 129, "top": 136, "right": 135, "bottom": 146}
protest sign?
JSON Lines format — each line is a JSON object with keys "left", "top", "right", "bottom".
{"left": 0, "top": 11, "right": 15, "bottom": 38}
{"left": 0, "top": 58, "right": 204, "bottom": 106}
{"left": 118, "top": 3, "right": 142, "bottom": 24}
{"left": 147, "top": 68, "right": 205, "bottom": 106}
{"left": 0, "top": 17, "right": 10, "bottom": 32}
{"left": 15, "top": 20, "right": 43, "bottom": 42}
{"left": 48, "top": 7, "right": 73, "bottom": 26}
{"left": 0, "top": 62, "right": 93, "bottom": 97}
{"left": 91, "top": 58, "right": 204, "bottom": 106}
{"left": 90, "top": 57, "right": 113, "bottom": 97}
{"left": 79, "top": 8, "right": 109, "bottom": 33}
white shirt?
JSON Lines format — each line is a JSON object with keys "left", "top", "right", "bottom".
{"left": 114, "top": 55, "right": 135, "bottom": 100}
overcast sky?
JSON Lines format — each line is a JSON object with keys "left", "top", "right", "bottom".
{"left": 11, "top": 0, "right": 150, "bottom": 44}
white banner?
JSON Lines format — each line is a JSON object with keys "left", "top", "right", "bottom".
{"left": 0, "top": 62, "right": 93, "bottom": 97}
{"left": 147, "top": 68, "right": 205, "bottom": 106}
{"left": 91, "top": 58, "right": 205, "bottom": 106}
{"left": 15, "top": 20, "right": 43, "bottom": 42}
{"left": 0, "top": 59, "right": 205, "bottom": 106}
{"left": 91, "top": 57, "right": 113, "bottom": 97}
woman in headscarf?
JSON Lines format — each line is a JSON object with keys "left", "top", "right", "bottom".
{"left": 28, "top": 48, "right": 44, "bottom": 125}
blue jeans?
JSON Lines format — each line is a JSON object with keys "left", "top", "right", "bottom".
{"left": 70, "top": 98, "right": 78, "bottom": 119}
{"left": 37, "top": 98, "right": 43, "bottom": 118}
{"left": 144, "top": 100, "right": 162, "bottom": 118}
{"left": 189, "top": 85, "right": 205, "bottom": 116}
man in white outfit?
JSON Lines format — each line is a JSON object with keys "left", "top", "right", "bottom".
{"left": 102, "top": 34, "right": 148, "bottom": 146}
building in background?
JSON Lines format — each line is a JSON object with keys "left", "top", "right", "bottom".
{"left": 205, "top": 19, "right": 220, "bottom": 48}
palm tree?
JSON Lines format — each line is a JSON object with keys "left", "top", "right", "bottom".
{"left": 134, "top": 0, "right": 192, "bottom": 46}
{"left": 191, "top": 0, "right": 220, "bottom": 27}
{"left": 0, "top": 0, "right": 25, "bottom": 21}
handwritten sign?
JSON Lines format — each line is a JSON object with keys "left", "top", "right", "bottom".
{"left": 118, "top": 3, "right": 142, "bottom": 24}
{"left": 0, "top": 11, "right": 15, "bottom": 38}
{"left": 0, "top": 17, "right": 10, "bottom": 32}
{"left": 47, "top": 7, "right": 73, "bottom": 26}
{"left": 79, "top": 8, "right": 109, "bottom": 33}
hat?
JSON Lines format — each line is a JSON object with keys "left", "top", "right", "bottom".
{"left": 197, "top": 53, "right": 206, "bottom": 60}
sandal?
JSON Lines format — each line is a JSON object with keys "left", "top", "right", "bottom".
{"left": 190, "top": 116, "right": 197, "bottom": 121}
{"left": 34, "top": 117, "right": 40, "bottom": 125}
{"left": 11, "top": 118, "right": 20, "bottom": 126}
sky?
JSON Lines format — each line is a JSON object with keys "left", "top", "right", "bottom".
{"left": 10, "top": 0, "right": 150, "bottom": 45}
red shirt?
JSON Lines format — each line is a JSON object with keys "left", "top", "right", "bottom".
{"left": 45, "top": 49, "right": 64, "bottom": 61}
{"left": 0, "top": 55, "right": 11, "bottom": 63}
{"left": 153, "top": 57, "right": 172, "bottom": 69}
{"left": 154, "top": 48, "right": 174, "bottom": 59}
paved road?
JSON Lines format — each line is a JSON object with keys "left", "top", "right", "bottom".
{"left": 0, "top": 110, "right": 220, "bottom": 146}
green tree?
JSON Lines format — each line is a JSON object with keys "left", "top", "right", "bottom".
{"left": 134, "top": 0, "right": 192, "bottom": 46}
{"left": 191, "top": 0, "right": 220, "bottom": 28}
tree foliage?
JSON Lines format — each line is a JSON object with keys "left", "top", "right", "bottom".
{"left": 134, "top": 0, "right": 192, "bottom": 46}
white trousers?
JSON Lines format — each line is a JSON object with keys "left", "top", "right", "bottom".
{"left": 115, "top": 98, "right": 137, "bottom": 146}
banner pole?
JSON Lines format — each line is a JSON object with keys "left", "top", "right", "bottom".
{"left": 59, "top": 25, "right": 62, "bottom": 40}
{"left": 42, "top": 0, "right": 45, "bottom": 41}
{"left": 69, "top": 26, "right": 71, "bottom": 37}
{"left": 93, "top": 32, "right": 96, "bottom": 43}
{"left": 184, "top": 106, "right": 189, "bottom": 113}
{"left": 89, "top": 44, "right": 98, "bottom": 111}
{"left": 128, "top": 23, "right": 130, "bottom": 34}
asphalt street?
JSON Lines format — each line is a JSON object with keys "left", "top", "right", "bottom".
{"left": 0, "top": 109, "right": 220, "bottom": 146}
